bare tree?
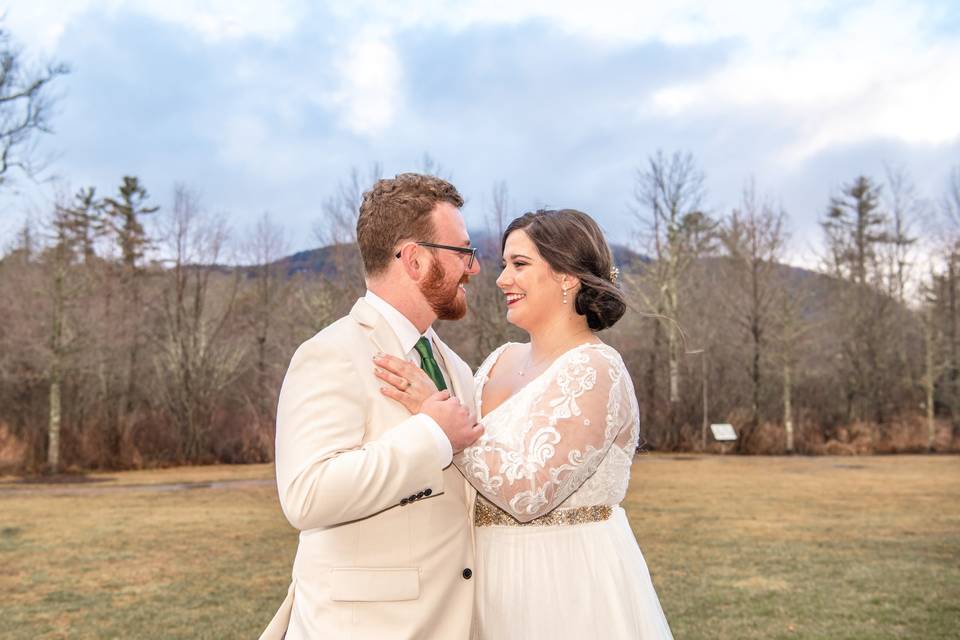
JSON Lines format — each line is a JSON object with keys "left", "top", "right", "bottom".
{"left": 918, "top": 268, "right": 946, "bottom": 452}
{"left": 154, "top": 185, "right": 244, "bottom": 460}
{"left": 314, "top": 163, "right": 383, "bottom": 246}
{"left": 43, "top": 200, "right": 74, "bottom": 472}
{"left": 489, "top": 180, "right": 509, "bottom": 241}
{"left": 771, "top": 274, "right": 814, "bottom": 453}
{"left": 242, "top": 212, "right": 289, "bottom": 425}
{"left": 941, "top": 165, "right": 960, "bottom": 230}
{"left": 633, "top": 150, "right": 717, "bottom": 424}
{"left": 313, "top": 163, "right": 382, "bottom": 293}
{"left": 720, "top": 181, "right": 788, "bottom": 450}
{"left": 0, "top": 23, "right": 69, "bottom": 188}
{"left": 935, "top": 165, "right": 960, "bottom": 438}
{"left": 881, "top": 165, "right": 921, "bottom": 304}
{"left": 882, "top": 167, "right": 925, "bottom": 407}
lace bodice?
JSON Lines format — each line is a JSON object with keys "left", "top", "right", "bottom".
{"left": 455, "top": 342, "right": 640, "bottom": 523}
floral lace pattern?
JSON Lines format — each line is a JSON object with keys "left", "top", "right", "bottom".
{"left": 456, "top": 343, "right": 640, "bottom": 523}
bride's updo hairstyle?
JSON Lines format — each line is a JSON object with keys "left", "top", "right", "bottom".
{"left": 502, "top": 209, "right": 626, "bottom": 331}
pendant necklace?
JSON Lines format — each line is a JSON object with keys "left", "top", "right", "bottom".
{"left": 517, "top": 350, "right": 555, "bottom": 377}
{"left": 518, "top": 331, "right": 594, "bottom": 377}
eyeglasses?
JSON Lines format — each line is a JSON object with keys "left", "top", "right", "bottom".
{"left": 395, "top": 242, "right": 479, "bottom": 269}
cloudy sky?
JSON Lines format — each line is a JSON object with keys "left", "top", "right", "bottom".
{"left": 3, "top": 0, "right": 959, "bottom": 265}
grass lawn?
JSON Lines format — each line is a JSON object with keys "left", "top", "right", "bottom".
{"left": 1, "top": 455, "right": 958, "bottom": 639}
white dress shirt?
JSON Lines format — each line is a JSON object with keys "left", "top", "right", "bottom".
{"left": 364, "top": 290, "right": 454, "bottom": 468}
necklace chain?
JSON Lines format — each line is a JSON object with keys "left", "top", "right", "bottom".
{"left": 517, "top": 333, "right": 594, "bottom": 377}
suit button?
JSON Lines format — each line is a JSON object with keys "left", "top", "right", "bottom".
{"left": 424, "top": 488, "right": 432, "bottom": 496}
{"left": 417, "top": 491, "right": 425, "bottom": 499}
{"left": 400, "top": 498, "right": 408, "bottom": 506}
{"left": 462, "top": 568, "right": 472, "bottom": 580}
{"left": 409, "top": 494, "right": 418, "bottom": 502}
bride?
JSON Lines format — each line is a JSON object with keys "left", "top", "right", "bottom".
{"left": 376, "top": 209, "right": 673, "bottom": 639}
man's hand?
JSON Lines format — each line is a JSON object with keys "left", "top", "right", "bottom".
{"left": 421, "top": 391, "right": 483, "bottom": 453}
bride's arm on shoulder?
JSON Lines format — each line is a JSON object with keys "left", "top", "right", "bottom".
{"left": 456, "top": 346, "right": 631, "bottom": 522}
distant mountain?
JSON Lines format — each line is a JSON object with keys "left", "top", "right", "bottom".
{"left": 264, "top": 237, "right": 650, "bottom": 279}
{"left": 255, "top": 240, "right": 848, "bottom": 311}
{"left": 275, "top": 244, "right": 360, "bottom": 279}
{"left": 246, "top": 241, "right": 888, "bottom": 326}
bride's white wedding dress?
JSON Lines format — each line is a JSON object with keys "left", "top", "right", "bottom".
{"left": 456, "top": 342, "right": 673, "bottom": 639}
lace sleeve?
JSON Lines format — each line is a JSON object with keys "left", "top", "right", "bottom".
{"left": 456, "top": 345, "right": 630, "bottom": 522}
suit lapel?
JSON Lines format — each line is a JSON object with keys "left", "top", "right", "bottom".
{"left": 431, "top": 337, "right": 480, "bottom": 537}
{"left": 349, "top": 298, "right": 415, "bottom": 431}
{"left": 349, "top": 298, "right": 406, "bottom": 360}
{"left": 432, "top": 336, "right": 469, "bottom": 405}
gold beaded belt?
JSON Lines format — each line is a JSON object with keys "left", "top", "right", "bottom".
{"left": 474, "top": 498, "right": 613, "bottom": 527}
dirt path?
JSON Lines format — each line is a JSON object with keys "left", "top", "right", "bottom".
{"left": 0, "top": 477, "right": 274, "bottom": 496}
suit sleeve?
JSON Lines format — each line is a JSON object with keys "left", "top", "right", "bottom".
{"left": 275, "top": 337, "right": 444, "bottom": 530}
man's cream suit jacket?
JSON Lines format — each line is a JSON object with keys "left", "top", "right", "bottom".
{"left": 260, "top": 298, "right": 477, "bottom": 640}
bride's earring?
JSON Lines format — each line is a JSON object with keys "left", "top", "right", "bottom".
{"left": 562, "top": 286, "right": 568, "bottom": 304}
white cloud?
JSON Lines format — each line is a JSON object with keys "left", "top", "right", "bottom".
{"left": 327, "top": 0, "right": 828, "bottom": 46}
{"left": 5, "top": 0, "right": 307, "bottom": 52}
{"left": 645, "top": 1, "right": 960, "bottom": 160}
{"left": 327, "top": 30, "right": 403, "bottom": 136}
{"left": 132, "top": 0, "right": 308, "bottom": 42}
{"left": 325, "top": 1, "right": 959, "bottom": 156}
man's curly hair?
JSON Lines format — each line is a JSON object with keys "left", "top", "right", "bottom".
{"left": 356, "top": 173, "right": 464, "bottom": 276}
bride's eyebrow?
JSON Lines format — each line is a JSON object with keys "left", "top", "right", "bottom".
{"left": 507, "top": 253, "right": 532, "bottom": 261}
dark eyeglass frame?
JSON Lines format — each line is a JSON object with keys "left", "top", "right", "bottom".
{"left": 395, "top": 241, "right": 478, "bottom": 269}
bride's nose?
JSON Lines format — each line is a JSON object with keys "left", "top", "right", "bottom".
{"left": 496, "top": 268, "right": 510, "bottom": 288}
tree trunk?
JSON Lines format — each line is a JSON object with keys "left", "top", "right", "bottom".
{"left": 950, "top": 257, "right": 960, "bottom": 437}
{"left": 784, "top": 361, "right": 794, "bottom": 453}
{"left": 925, "top": 304, "right": 936, "bottom": 452}
{"left": 645, "top": 318, "right": 661, "bottom": 439}
{"left": 47, "top": 376, "right": 61, "bottom": 472}
{"left": 47, "top": 241, "right": 66, "bottom": 473}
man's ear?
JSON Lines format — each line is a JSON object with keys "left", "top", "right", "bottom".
{"left": 398, "top": 244, "right": 426, "bottom": 281}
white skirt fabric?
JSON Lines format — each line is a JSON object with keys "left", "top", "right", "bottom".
{"left": 472, "top": 506, "right": 674, "bottom": 639}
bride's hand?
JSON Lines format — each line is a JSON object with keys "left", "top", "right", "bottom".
{"left": 373, "top": 353, "right": 437, "bottom": 414}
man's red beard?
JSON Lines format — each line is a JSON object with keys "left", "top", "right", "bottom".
{"left": 420, "top": 259, "right": 468, "bottom": 320}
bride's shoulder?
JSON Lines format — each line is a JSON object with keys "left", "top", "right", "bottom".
{"left": 559, "top": 342, "right": 629, "bottom": 379}
{"left": 570, "top": 341, "right": 623, "bottom": 364}
{"left": 477, "top": 341, "right": 525, "bottom": 376}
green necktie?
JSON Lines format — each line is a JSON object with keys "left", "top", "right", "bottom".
{"left": 414, "top": 337, "right": 447, "bottom": 392}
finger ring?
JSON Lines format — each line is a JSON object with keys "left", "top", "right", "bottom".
{"left": 400, "top": 377, "right": 409, "bottom": 391}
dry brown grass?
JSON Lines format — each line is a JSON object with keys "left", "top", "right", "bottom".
{"left": 2, "top": 455, "right": 958, "bottom": 639}
{"left": 625, "top": 454, "right": 960, "bottom": 639}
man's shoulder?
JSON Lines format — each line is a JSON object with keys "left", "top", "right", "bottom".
{"left": 291, "top": 314, "right": 365, "bottom": 360}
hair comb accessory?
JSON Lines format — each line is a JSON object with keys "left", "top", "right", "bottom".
{"left": 609, "top": 266, "right": 620, "bottom": 283}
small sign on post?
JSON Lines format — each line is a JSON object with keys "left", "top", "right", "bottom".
{"left": 710, "top": 423, "right": 737, "bottom": 454}
{"left": 710, "top": 423, "right": 737, "bottom": 441}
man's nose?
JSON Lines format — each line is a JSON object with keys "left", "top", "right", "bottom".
{"left": 467, "top": 255, "right": 481, "bottom": 275}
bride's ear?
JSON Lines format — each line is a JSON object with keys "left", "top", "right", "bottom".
{"left": 559, "top": 274, "right": 582, "bottom": 292}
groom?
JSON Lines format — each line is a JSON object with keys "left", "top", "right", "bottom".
{"left": 260, "top": 173, "right": 483, "bottom": 639}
